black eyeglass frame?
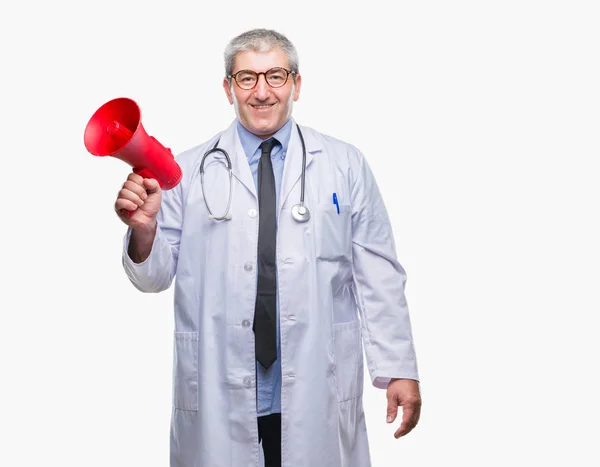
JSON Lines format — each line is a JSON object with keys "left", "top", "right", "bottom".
{"left": 228, "top": 67, "right": 297, "bottom": 90}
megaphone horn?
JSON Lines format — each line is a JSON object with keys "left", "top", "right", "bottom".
{"left": 84, "top": 97, "right": 182, "bottom": 191}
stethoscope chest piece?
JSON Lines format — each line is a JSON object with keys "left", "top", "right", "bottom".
{"left": 291, "top": 204, "right": 311, "bottom": 222}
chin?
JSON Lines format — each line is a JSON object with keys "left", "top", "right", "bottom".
{"left": 250, "top": 121, "right": 278, "bottom": 136}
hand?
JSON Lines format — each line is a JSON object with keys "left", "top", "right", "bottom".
{"left": 386, "top": 378, "right": 421, "bottom": 439}
{"left": 114, "top": 172, "right": 162, "bottom": 229}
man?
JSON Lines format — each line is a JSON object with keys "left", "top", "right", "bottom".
{"left": 116, "top": 28, "right": 421, "bottom": 467}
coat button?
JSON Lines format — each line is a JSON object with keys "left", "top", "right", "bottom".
{"left": 242, "top": 319, "right": 251, "bottom": 328}
{"left": 248, "top": 209, "right": 257, "bottom": 218}
{"left": 244, "top": 262, "right": 253, "bottom": 272}
{"left": 243, "top": 377, "right": 252, "bottom": 388}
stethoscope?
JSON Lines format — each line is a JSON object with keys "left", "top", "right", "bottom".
{"left": 199, "top": 123, "right": 311, "bottom": 223}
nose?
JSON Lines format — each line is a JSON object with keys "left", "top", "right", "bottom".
{"left": 253, "top": 74, "right": 271, "bottom": 100}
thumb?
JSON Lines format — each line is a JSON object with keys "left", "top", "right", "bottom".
{"left": 386, "top": 394, "right": 399, "bottom": 424}
{"left": 143, "top": 178, "right": 161, "bottom": 194}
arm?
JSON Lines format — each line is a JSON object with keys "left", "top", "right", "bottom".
{"left": 352, "top": 151, "right": 421, "bottom": 439}
{"left": 349, "top": 151, "right": 421, "bottom": 437}
{"left": 127, "top": 220, "right": 157, "bottom": 264}
{"left": 118, "top": 175, "right": 183, "bottom": 293}
{"left": 350, "top": 151, "right": 419, "bottom": 387}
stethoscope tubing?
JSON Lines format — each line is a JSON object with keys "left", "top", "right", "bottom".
{"left": 199, "top": 123, "right": 309, "bottom": 222}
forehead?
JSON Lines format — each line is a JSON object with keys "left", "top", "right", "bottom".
{"left": 234, "top": 48, "right": 289, "bottom": 72}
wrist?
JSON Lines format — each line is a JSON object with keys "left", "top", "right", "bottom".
{"left": 134, "top": 219, "right": 157, "bottom": 235}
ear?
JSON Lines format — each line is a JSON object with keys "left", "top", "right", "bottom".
{"left": 293, "top": 73, "right": 302, "bottom": 102}
{"left": 223, "top": 78, "right": 234, "bottom": 105}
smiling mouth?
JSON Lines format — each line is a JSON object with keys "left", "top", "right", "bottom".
{"left": 251, "top": 104, "right": 275, "bottom": 109}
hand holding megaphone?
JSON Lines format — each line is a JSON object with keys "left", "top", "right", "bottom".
{"left": 114, "top": 172, "right": 162, "bottom": 228}
{"left": 83, "top": 97, "right": 182, "bottom": 219}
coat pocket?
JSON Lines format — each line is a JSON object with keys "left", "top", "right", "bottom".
{"left": 173, "top": 332, "right": 199, "bottom": 411}
{"left": 333, "top": 320, "right": 364, "bottom": 402}
{"left": 314, "top": 203, "right": 352, "bottom": 262}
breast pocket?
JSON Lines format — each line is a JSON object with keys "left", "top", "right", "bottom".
{"left": 314, "top": 203, "right": 352, "bottom": 262}
{"left": 173, "top": 332, "right": 199, "bottom": 411}
{"left": 333, "top": 320, "right": 364, "bottom": 402}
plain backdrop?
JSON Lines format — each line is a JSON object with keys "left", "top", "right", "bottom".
{"left": 1, "top": 1, "right": 599, "bottom": 466}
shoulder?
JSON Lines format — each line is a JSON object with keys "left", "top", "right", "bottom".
{"left": 174, "top": 120, "right": 237, "bottom": 171}
{"left": 166, "top": 132, "right": 223, "bottom": 196}
{"left": 298, "top": 124, "right": 365, "bottom": 170}
{"left": 173, "top": 132, "right": 223, "bottom": 180}
{"left": 174, "top": 133, "right": 221, "bottom": 167}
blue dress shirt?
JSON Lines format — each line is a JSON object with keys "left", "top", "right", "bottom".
{"left": 237, "top": 119, "right": 292, "bottom": 416}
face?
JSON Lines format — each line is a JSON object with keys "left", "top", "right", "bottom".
{"left": 223, "top": 48, "right": 302, "bottom": 140}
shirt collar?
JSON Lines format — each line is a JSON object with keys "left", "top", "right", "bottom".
{"left": 236, "top": 118, "right": 293, "bottom": 161}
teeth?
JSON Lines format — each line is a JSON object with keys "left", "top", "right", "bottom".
{"left": 253, "top": 105, "right": 272, "bottom": 109}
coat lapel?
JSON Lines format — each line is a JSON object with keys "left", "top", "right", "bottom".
{"left": 219, "top": 120, "right": 257, "bottom": 200}
{"left": 279, "top": 121, "right": 322, "bottom": 213}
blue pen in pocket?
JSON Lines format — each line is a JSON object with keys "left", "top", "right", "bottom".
{"left": 332, "top": 192, "right": 340, "bottom": 214}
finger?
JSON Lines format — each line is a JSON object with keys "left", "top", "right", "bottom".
{"left": 123, "top": 179, "right": 149, "bottom": 199}
{"left": 118, "top": 187, "right": 145, "bottom": 208}
{"left": 394, "top": 404, "right": 420, "bottom": 439}
{"left": 143, "top": 178, "right": 161, "bottom": 194}
{"left": 386, "top": 394, "right": 399, "bottom": 424}
{"left": 115, "top": 197, "right": 139, "bottom": 215}
{"left": 127, "top": 172, "right": 145, "bottom": 185}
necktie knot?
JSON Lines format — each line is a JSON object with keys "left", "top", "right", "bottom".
{"left": 260, "top": 138, "right": 280, "bottom": 158}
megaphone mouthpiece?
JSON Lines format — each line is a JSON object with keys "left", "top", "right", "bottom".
{"left": 107, "top": 120, "right": 134, "bottom": 139}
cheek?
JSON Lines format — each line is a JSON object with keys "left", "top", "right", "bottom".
{"left": 278, "top": 90, "right": 294, "bottom": 107}
{"left": 233, "top": 89, "right": 247, "bottom": 104}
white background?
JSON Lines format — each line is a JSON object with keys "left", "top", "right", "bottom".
{"left": 1, "top": 0, "right": 599, "bottom": 466}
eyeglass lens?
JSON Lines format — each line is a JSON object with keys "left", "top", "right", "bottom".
{"left": 235, "top": 68, "right": 289, "bottom": 89}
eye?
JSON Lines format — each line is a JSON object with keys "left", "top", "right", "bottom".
{"left": 236, "top": 71, "right": 256, "bottom": 82}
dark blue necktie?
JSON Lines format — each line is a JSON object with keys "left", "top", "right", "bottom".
{"left": 253, "top": 138, "right": 279, "bottom": 369}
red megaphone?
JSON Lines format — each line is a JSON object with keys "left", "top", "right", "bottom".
{"left": 84, "top": 97, "right": 182, "bottom": 195}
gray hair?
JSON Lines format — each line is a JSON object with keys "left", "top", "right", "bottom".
{"left": 224, "top": 29, "right": 299, "bottom": 79}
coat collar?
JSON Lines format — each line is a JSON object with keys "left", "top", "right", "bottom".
{"left": 219, "top": 119, "right": 256, "bottom": 198}
{"left": 217, "top": 118, "right": 323, "bottom": 208}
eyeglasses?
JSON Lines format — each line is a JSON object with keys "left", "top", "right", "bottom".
{"left": 228, "top": 67, "right": 296, "bottom": 90}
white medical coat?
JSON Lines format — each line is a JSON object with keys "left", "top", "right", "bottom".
{"left": 122, "top": 119, "right": 419, "bottom": 467}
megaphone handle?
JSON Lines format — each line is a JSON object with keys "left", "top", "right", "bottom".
{"left": 123, "top": 167, "right": 159, "bottom": 218}
{"left": 133, "top": 167, "right": 157, "bottom": 180}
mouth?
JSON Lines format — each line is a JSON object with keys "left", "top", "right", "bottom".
{"left": 250, "top": 103, "right": 275, "bottom": 110}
